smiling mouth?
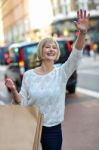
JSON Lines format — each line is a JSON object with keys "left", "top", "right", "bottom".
{"left": 47, "top": 52, "right": 55, "bottom": 56}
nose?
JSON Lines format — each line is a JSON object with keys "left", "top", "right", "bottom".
{"left": 50, "top": 46, "right": 54, "bottom": 51}
{"left": 49, "top": 48, "right": 53, "bottom": 51}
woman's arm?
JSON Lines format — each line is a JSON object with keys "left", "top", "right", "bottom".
{"left": 11, "top": 88, "right": 21, "bottom": 104}
{"left": 75, "top": 33, "right": 86, "bottom": 50}
{"left": 5, "top": 78, "right": 21, "bottom": 104}
{"left": 74, "top": 9, "right": 90, "bottom": 50}
{"left": 61, "top": 10, "right": 90, "bottom": 80}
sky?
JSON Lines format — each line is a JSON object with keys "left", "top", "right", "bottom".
{"left": 28, "top": 0, "right": 53, "bottom": 29}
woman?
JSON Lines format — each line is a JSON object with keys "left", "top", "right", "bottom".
{"left": 5, "top": 10, "right": 90, "bottom": 150}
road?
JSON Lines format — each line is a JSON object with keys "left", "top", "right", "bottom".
{"left": 77, "top": 56, "right": 99, "bottom": 98}
{"left": 0, "top": 65, "right": 13, "bottom": 105}
{"left": 0, "top": 65, "right": 7, "bottom": 89}
{"left": 0, "top": 56, "right": 99, "bottom": 150}
{"left": 0, "top": 65, "right": 6, "bottom": 79}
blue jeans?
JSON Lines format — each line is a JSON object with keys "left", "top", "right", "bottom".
{"left": 41, "top": 124, "right": 62, "bottom": 150}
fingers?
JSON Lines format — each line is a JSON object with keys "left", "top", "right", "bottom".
{"left": 5, "top": 78, "right": 16, "bottom": 91}
{"left": 77, "top": 9, "right": 90, "bottom": 19}
{"left": 87, "top": 13, "right": 90, "bottom": 19}
{"left": 5, "top": 78, "right": 14, "bottom": 85}
{"left": 84, "top": 10, "right": 86, "bottom": 18}
{"left": 77, "top": 11, "right": 79, "bottom": 19}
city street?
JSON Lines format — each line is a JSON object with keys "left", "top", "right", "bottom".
{"left": 0, "top": 55, "right": 99, "bottom": 150}
{"left": 62, "top": 55, "right": 99, "bottom": 150}
{"left": 77, "top": 55, "right": 99, "bottom": 92}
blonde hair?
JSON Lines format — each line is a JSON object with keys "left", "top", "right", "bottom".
{"left": 37, "top": 37, "right": 60, "bottom": 61}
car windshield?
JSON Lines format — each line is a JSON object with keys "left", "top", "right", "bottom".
{"left": 56, "top": 40, "right": 70, "bottom": 63}
{"left": 8, "top": 47, "right": 19, "bottom": 63}
{"left": 21, "top": 43, "right": 40, "bottom": 69}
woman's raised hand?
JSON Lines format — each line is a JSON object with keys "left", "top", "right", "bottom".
{"left": 74, "top": 9, "right": 90, "bottom": 33}
{"left": 5, "top": 78, "right": 16, "bottom": 92}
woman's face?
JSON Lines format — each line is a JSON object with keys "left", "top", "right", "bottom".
{"left": 42, "top": 42, "right": 58, "bottom": 61}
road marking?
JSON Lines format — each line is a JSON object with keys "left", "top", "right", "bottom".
{"left": 77, "top": 87, "right": 99, "bottom": 98}
{"left": 78, "top": 70, "right": 99, "bottom": 75}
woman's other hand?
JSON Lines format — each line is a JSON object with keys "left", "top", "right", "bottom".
{"left": 5, "top": 78, "right": 16, "bottom": 92}
{"left": 74, "top": 9, "right": 90, "bottom": 33}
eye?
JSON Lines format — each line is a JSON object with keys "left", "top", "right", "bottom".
{"left": 53, "top": 46, "right": 57, "bottom": 49}
{"left": 46, "top": 46, "right": 50, "bottom": 48}
{"left": 45, "top": 45, "right": 50, "bottom": 48}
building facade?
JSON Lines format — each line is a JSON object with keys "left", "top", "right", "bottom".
{"left": 1, "top": 0, "right": 99, "bottom": 45}
{"left": 50, "top": 0, "right": 99, "bottom": 43}
{"left": 1, "top": 0, "right": 53, "bottom": 44}
{"left": 1, "top": 0, "right": 30, "bottom": 44}
{"left": 0, "top": 1, "right": 4, "bottom": 46}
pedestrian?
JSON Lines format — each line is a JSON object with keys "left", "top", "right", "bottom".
{"left": 83, "top": 39, "right": 91, "bottom": 56}
{"left": 5, "top": 9, "right": 90, "bottom": 150}
{"left": 92, "top": 43, "right": 98, "bottom": 60}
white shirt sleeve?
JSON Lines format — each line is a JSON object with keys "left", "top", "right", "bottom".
{"left": 61, "top": 45, "right": 83, "bottom": 80}
{"left": 19, "top": 73, "right": 28, "bottom": 106}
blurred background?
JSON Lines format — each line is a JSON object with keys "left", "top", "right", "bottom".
{"left": 0, "top": 0, "right": 99, "bottom": 46}
{"left": 0, "top": 0, "right": 99, "bottom": 65}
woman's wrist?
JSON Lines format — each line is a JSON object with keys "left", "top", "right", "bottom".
{"left": 79, "top": 30, "right": 87, "bottom": 35}
{"left": 11, "top": 85, "right": 17, "bottom": 93}
{"left": 11, "top": 87, "right": 21, "bottom": 104}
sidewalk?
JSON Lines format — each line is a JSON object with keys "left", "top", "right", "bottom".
{"left": 62, "top": 93, "right": 99, "bottom": 150}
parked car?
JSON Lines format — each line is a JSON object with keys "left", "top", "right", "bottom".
{"left": 5, "top": 38, "right": 77, "bottom": 93}
{"left": 0, "top": 46, "right": 8, "bottom": 65}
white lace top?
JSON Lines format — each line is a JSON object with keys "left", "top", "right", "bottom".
{"left": 20, "top": 46, "right": 82, "bottom": 127}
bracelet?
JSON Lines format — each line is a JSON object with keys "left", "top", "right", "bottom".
{"left": 79, "top": 30, "right": 87, "bottom": 35}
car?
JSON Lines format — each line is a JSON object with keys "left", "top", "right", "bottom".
{"left": 5, "top": 38, "right": 77, "bottom": 93}
{"left": 0, "top": 46, "right": 8, "bottom": 65}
